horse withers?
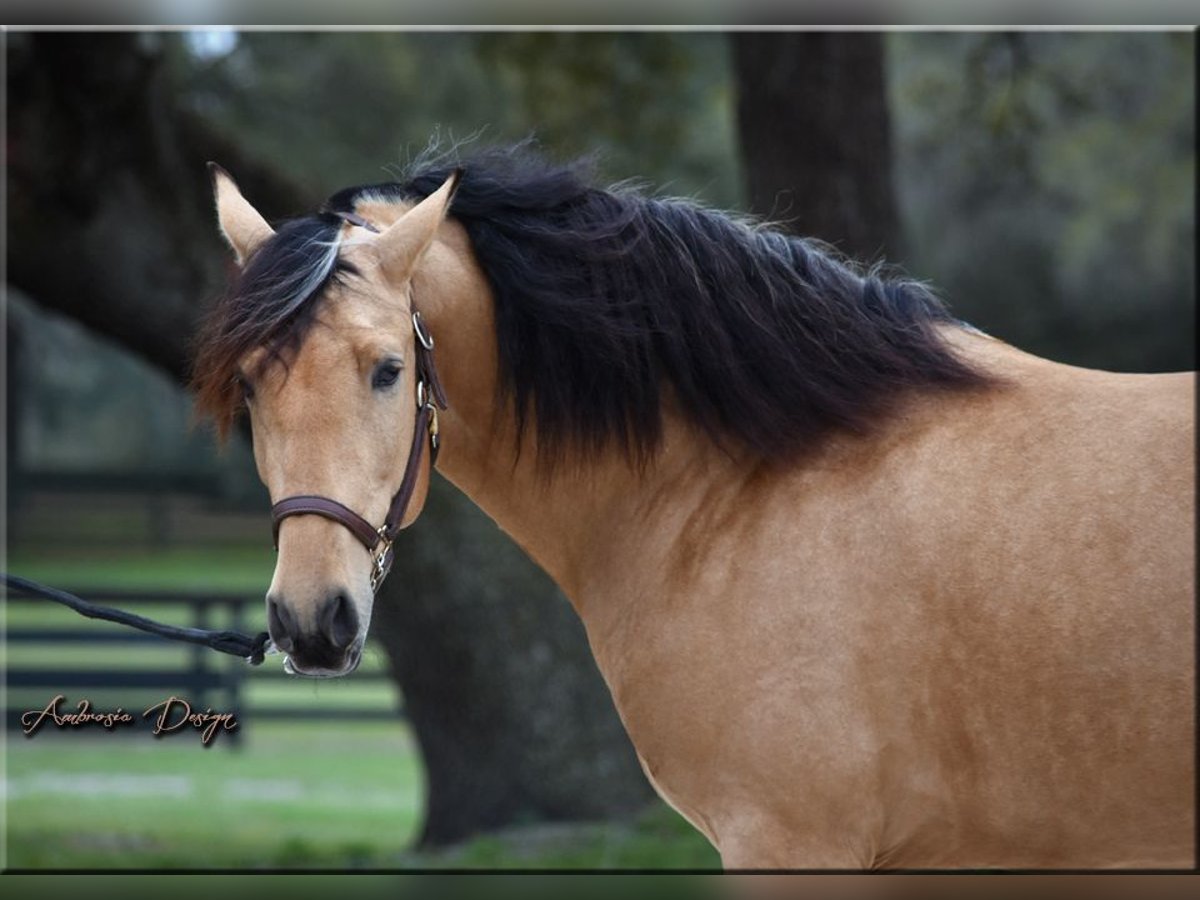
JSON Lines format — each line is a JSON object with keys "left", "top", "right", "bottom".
{"left": 193, "top": 147, "right": 1194, "bottom": 869}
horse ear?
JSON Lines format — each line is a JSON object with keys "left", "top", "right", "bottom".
{"left": 374, "top": 170, "right": 462, "bottom": 287}
{"left": 208, "top": 162, "right": 275, "bottom": 266}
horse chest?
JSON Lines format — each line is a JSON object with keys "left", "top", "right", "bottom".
{"left": 584, "top": 562, "right": 887, "bottom": 853}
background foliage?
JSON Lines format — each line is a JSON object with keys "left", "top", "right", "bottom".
{"left": 16, "top": 31, "right": 1193, "bottom": 483}
{"left": 891, "top": 31, "right": 1194, "bottom": 371}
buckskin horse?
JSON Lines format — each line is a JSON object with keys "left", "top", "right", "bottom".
{"left": 192, "top": 146, "right": 1194, "bottom": 869}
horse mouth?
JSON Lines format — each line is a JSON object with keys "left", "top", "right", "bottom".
{"left": 280, "top": 641, "right": 363, "bottom": 678}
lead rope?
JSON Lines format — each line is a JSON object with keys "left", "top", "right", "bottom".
{"left": 2, "top": 574, "right": 272, "bottom": 665}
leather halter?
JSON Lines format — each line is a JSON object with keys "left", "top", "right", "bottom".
{"left": 270, "top": 309, "right": 449, "bottom": 593}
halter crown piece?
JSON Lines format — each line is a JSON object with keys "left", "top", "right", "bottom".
{"left": 269, "top": 309, "right": 449, "bottom": 592}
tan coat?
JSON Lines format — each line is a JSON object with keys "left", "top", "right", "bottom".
{"left": 213, "top": 175, "right": 1195, "bottom": 869}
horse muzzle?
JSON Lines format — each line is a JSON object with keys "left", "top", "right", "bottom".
{"left": 267, "top": 591, "right": 364, "bottom": 677}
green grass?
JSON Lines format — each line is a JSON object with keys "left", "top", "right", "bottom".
{"left": 0, "top": 875, "right": 724, "bottom": 899}
{"left": 408, "top": 806, "right": 720, "bottom": 869}
{"left": 4, "top": 721, "right": 717, "bottom": 870}
{"left": 5, "top": 722, "right": 424, "bottom": 868}
{"left": 4, "top": 542, "right": 718, "bottom": 870}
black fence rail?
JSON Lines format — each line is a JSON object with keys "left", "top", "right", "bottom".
{"left": 7, "top": 472, "right": 267, "bottom": 549}
{"left": 5, "top": 586, "right": 402, "bottom": 741}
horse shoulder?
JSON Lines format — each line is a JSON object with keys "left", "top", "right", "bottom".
{"left": 575, "top": 345, "right": 1194, "bottom": 867}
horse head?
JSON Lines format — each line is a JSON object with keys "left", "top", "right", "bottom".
{"left": 205, "top": 166, "right": 459, "bottom": 676}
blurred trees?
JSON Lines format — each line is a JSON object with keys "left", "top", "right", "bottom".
{"left": 890, "top": 31, "right": 1194, "bottom": 371}
{"left": 176, "top": 31, "right": 741, "bottom": 204}
{"left": 7, "top": 33, "right": 306, "bottom": 380}
{"left": 729, "top": 31, "right": 1193, "bottom": 372}
{"left": 732, "top": 33, "right": 899, "bottom": 261}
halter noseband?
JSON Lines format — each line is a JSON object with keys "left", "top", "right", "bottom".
{"left": 269, "top": 309, "right": 449, "bottom": 593}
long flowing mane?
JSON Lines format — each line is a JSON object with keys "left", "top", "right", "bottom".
{"left": 194, "top": 145, "right": 991, "bottom": 463}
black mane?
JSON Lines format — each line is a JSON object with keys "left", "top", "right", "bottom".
{"left": 198, "top": 144, "right": 990, "bottom": 461}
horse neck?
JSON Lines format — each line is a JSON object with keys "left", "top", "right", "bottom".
{"left": 414, "top": 230, "right": 733, "bottom": 611}
{"left": 437, "top": 398, "right": 729, "bottom": 616}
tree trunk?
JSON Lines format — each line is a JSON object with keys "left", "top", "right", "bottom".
{"left": 6, "top": 32, "right": 307, "bottom": 381}
{"left": 7, "top": 31, "right": 652, "bottom": 845}
{"left": 731, "top": 32, "right": 900, "bottom": 262}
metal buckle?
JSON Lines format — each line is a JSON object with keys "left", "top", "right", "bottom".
{"left": 370, "top": 528, "right": 395, "bottom": 593}
{"left": 413, "top": 311, "right": 434, "bottom": 351}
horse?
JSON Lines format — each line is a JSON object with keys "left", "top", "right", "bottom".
{"left": 192, "top": 146, "right": 1194, "bottom": 870}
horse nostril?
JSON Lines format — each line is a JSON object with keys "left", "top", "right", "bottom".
{"left": 267, "top": 597, "right": 297, "bottom": 653}
{"left": 321, "top": 593, "right": 359, "bottom": 650}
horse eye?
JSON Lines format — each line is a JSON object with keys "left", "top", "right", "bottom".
{"left": 372, "top": 362, "right": 402, "bottom": 391}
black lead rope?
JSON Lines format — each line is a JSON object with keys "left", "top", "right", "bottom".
{"left": 2, "top": 574, "right": 271, "bottom": 666}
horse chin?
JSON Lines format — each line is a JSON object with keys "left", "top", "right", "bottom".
{"left": 282, "top": 640, "right": 364, "bottom": 679}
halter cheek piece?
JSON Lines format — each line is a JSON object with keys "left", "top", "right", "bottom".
{"left": 269, "top": 308, "right": 448, "bottom": 593}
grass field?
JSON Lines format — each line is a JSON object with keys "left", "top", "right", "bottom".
{"left": 5, "top": 722, "right": 422, "bottom": 868}
{"left": 4, "top": 541, "right": 719, "bottom": 870}
{"left": 5, "top": 722, "right": 717, "bottom": 869}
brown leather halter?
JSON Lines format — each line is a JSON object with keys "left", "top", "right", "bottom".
{"left": 270, "top": 309, "right": 449, "bottom": 593}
